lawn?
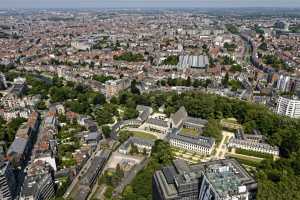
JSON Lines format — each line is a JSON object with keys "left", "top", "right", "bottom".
{"left": 130, "top": 131, "right": 158, "bottom": 141}
{"left": 180, "top": 128, "right": 199, "bottom": 137}
{"left": 227, "top": 154, "right": 261, "bottom": 168}
{"left": 235, "top": 148, "right": 274, "bottom": 159}
{"left": 226, "top": 153, "right": 263, "bottom": 163}
{"left": 224, "top": 136, "right": 230, "bottom": 144}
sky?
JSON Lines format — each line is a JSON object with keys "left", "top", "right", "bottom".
{"left": 1, "top": 0, "right": 300, "bottom": 9}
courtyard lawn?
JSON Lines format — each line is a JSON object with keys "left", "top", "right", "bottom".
{"left": 226, "top": 153, "right": 263, "bottom": 163}
{"left": 227, "top": 154, "right": 261, "bottom": 168}
{"left": 224, "top": 136, "right": 230, "bottom": 144}
{"left": 180, "top": 128, "right": 199, "bottom": 137}
{"left": 235, "top": 148, "right": 274, "bottom": 159}
{"left": 130, "top": 131, "right": 158, "bottom": 140}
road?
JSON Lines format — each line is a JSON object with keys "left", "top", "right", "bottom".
{"left": 113, "top": 157, "right": 150, "bottom": 196}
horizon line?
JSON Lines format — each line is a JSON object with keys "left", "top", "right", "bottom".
{"left": 1, "top": 6, "right": 300, "bottom": 9}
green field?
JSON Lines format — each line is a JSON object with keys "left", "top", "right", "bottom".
{"left": 227, "top": 153, "right": 263, "bottom": 163}
{"left": 227, "top": 154, "right": 261, "bottom": 168}
{"left": 224, "top": 136, "right": 230, "bottom": 144}
{"left": 235, "top": 148, "right": 274, "bottom": 159}
{"left": 130, "top": 131, "right": 158, "bottom": 140}
{"left": 180, "top": 128, "right": 199, "bottom": 137}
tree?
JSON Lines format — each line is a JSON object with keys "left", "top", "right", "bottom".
{"left": 222, "top": 72, "right": 229, "bottom": 87}
{"left": 161, "top": 55, "right": 179, "bottom": 65}
{"left": 228, "top": 80, "right": 242, "bottom": 91}
{"left": 259, "top": 42, "right": 268, "bottom": 51}
{"left": 102, "top": 125, "right": 111, "bottom": 139}
{"left": 202, "top": 119, "right": 222, "bottom": 143}
{"left": 110, "top": 96, "right": 119, "bottom": 104}
{"left": 143, "top": 148, "right": 147, "bottom": 155}
{"left": 92, "top": 93, "right": 106, "bottom": 105}
{"left": 123, "top": 107, "right": 138, "bottom": 120}
{"left": 230, "top": 64, "right": 242, "bottom": 73}
{"left": 225, "top": 24, "right": 239, "bottom": 34}
{"left": 93, "top": 74, "right": 115, "bottom": 83}
{"left": 130, "top": 144, "right": 139, "bottom": 155}
{"left": 104, "top": 186, "right": 114, "bottom": 199}
{"left": 118, "top": 131, "right": 133, "bottom": 143}
{"left": 122, "top": 140, "right": 173, "bottom": 200}
{"left": 36, "top": 100, "right": 47, "bottom": 110}
{"left": 116, "top": 163, "right": 124, "bottom": 179}
{"left": 114, "top": 52, "right": 144, "bottom": 62}
{"left": 130, "top": 79, "right": 140, "bottom": 95}
{"left": 224, "top": 42, "right": 237, "bottom": 52}
{"left": 186, "top": 76, "right": 192, "bottom": 87}
{"left": 6, "top": 117, "right": 26, "bottom": 145}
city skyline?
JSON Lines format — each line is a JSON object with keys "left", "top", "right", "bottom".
{"left": 1, "top": 0, "right": 300, "bottom": 9}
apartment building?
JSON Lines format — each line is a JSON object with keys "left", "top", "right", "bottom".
{"left": 105, "top": 78, "right": 131, "bottom": 98}
{"left": 0, "top": 160, "right": 16, "bottom": 200}
{"left": 276, "top": 96, "right": 300, "bottom": 118}
{"left": 20, "top": 160, "right": 55, "bottom": 200}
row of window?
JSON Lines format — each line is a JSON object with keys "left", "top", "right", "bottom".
{"left": 229, "top": 143, "right": 279, "bottom": 155}
{"left": 170, "top": 139, "right": 212, "bottom": 154}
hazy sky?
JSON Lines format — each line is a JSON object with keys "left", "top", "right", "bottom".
{"left": 1, "top": 0, "right": 300, "bottom": 9}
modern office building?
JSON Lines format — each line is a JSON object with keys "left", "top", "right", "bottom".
{"left": 0, "top": 160, "right": 17, "bottom": 200}
{"left": 153, "top": 159, "right": 257, "bottom": 200}
{"left": 0, "top": 72, "right": 7, "bottom": 90}
{"left": 276, "top": 96, "right": 300, "bottom": 118}
{"left": 276, "top": 75, "right": 300, "bottom": 94}
{"left": 274, "top": 20, "right": 289, "bottom": 31}
{"left": 20, "top": 160, "right": 55, "bottom": 200}
{"left": 276, "top": 74, "right": 290, "bottom": 92}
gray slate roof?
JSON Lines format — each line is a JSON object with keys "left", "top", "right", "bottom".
{"left": 7, "top": 137, "right": 28, "bottom": 155}
{"left": 120, "top": 136, "right": 154, "bottom": 151}
{"left": 146, "top": 118, "right": 169, "bottom": 127}
{"left": 185, "top": 117, "right": 208, "bottom": 126}
{"left": 85, "top": 131, "right": 102, "bottom": 141}
{"left": 171, "top": 106, "right": 188, "bottom": 126}
{"left": 168, "top": 128, "right": 215, "bottom": 148}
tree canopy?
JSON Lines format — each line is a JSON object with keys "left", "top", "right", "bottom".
{"left": 122, "top": 140, "right": 173, "bottom": 200}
